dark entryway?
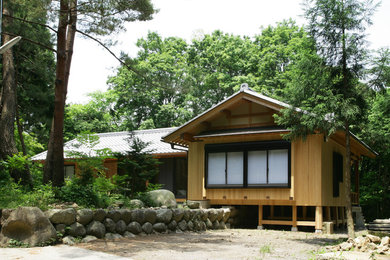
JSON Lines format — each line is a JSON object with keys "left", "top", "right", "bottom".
{"left": 157, "top": 157, "right": 187, "bottom": 198}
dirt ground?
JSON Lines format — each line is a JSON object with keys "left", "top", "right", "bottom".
{"left": 75, "top": 229, "right": 352, "bottom": 260}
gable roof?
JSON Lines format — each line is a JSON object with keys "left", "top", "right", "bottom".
{"left": 162, "top": 87, "right": 289, "bottom": 147}
{"left": 162, "top": 87, "right": 377, "bottom": 158}
{"left": 31, "top": 127, "right": 185, "bottom": 161}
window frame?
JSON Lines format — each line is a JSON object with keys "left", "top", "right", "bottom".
{"left": 205, "top": 140, "right": 291, "bottom": 189}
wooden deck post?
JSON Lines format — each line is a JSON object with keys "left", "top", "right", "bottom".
{"left": 315, "top": 206, "right": 323, "bottom": 233}
{"left": 341, "top": 207, "right": 346, "bottom": 227}
{"left": 334, "top": 207, "right": 339, "bottom": 228}
{"left": 291, "top": 205, "right": 298, "bottom": 232}
{"left": 257, "top": 205, "right": 263, "bottom": 230}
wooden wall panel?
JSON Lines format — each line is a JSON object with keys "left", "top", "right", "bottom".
{"left": 187, "top": 142, "right": 205, "bottom": 200}
{"left": 321, "top": 138, "right": 346, "bottom": 206}
{"left": 104, "top": 160, "right": 117, "bottom": 178}
{"left": 293, "top": 134, "right": 322, "bottom": 206}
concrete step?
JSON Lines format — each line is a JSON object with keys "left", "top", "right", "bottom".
{"left": 372, "top": 219, "right": 390, "bottom": 224}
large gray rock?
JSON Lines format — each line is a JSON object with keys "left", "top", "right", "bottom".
{"left": 68, "top": 222, "right": 86, "bottom": 237}
{"left": 116, "top": 220, "right": 127, "bottom": 235}
{"left": 212, "top": 220, "right": 220, "bottom": 230}
{"left": 142, "top": 222, "right": 153, "bottom": 234}
{"left": 187, "top": 220, "right": 194, "bottom": 231}
{"left": 156, "top": 209, "right": 173, "bottom": 224}
{"left": 46, "top": 208, "right": 76, "bottom": 225}
{"left": 104, "top": 218, "right": 116, "bottom": 233}
{"left": 120, "top": 209, "right": 132, "bottom": 224}
{"left": 131, "top": 209, "right": 145, "bottom": 224}
{"left": 87, "top": 221, "right": 106, "bottom": 238}
{"left": 206, "top": 218, "right": 213, "bottom": 229}
{"left": 147, "top": 189, "right": 177, "bottom": 208}
{"left": 123, "top": 231, "right": 136, "bottom": 238}
{"left": 127, "top": 221, "right": 142, "bottom": 234}
{"left": 55, "top": 224, "right": 66, "bottom": 235}
{"left": 144, "top": 208, "right": 157, "bottom": 224}
{"left": 0, "top": 207, "right": 57, "bottom": 247}
{"left": 183, "top": 210, "right": 191, "bottom": 221}
{"left": 93, "top": 209, "right": 106, "bottom": 222}
{"left": 62, "top": 236, "right": 76, "bottom": 245}
{"left": 129, "top": 199, "right": 144, "bottom": 208}
{"left": 107, "top": 210, "right": 121, "bottom": 222}
{"left": 216, "top": 209, "right": 224, "bottom": 221}
{"left": 81, "top": 235, "right": 98, "bottom": 243}
{"left": 200, "top": 209, "right": 208, "bottom": 221}
{"left": 76, "top": 209, "right": 93, "bottom": 225}
{"left": 208, "top": 209, "right": 218, "bottom": 222}
{"left": 178, "top": 220, "right": 187, "bottom": 231}
{"left": 172, "top": 208, "right": 184, "bottom": 222}
{"left": 153, "top": 223, "right": 167, "bottom": 233}
{"left": 186, "top": 200, "right": 200, "bottom": 209}
{"left": 222, "top": 208, "right": 231, "bottom": 222}
{"left": 168, "top": 220, "right": 177, "bottom": 231}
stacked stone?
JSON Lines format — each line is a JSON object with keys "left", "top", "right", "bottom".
{"left": 327, "top": 234, "right": 390, "bottom": 256}
{"left": 43, "top": 207, "right": 231, "bottom": 245}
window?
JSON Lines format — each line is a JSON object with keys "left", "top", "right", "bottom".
{"left": 64, "top": 165, "right": 75, "bottom": 179}
{"left": 333, "top": 152, "right": 343, "bottom": 197}
{"left": 205, "top": 141, "right": 290, "bottom": 188}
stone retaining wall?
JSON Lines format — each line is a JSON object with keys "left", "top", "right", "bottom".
{"left": 45, "top": 207, "right": 231, "bottom": 243}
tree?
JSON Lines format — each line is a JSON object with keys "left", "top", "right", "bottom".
{"left": 43, "top": 0, "right": 155, "bottom": 186}
{"left": 64, "top": 91, "right": 122, "bottom": 141}
{"left": 276, "top": 0, "right": 376, "bottom": 238}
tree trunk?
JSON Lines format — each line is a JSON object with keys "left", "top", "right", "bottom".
{"left": 0, "top": 2, "right": 32, "bottom": 186}
{"left": 43, "top": 0, "right": 69, "bottom": 186}
{"left": 43, "top": 0, "right": 77, "bottom": 187}
{"left": 344, "top": 123, "right": 355, "bottom": 238}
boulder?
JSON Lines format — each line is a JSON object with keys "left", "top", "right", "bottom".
{"left": 156, "top": 209, "right": 173, "bottom": 224}
{"left": 219, "top": 221, "right": 227, "bottom": 230}
{"left": 142, "top": 222, "right": 153, "bottom": 234}
{"left": 367, "top": 234, "right": 381, "bottom": 244}
{"left": 144, "top": 208, "right": 157, "bottom": 224}
{"left": 131, "top": 209, "right": 145, "bottom": 224}
{"left": 116, "top": 220, "right": 127, "bottom": 235}
{"left": 0, "top": 209, "right": 13, "bottom": 225}
{"left": 187, "top": 220, "right": 194, "bottom": 231}
{"left": 199, "top": 209, "right": 208, "bottom": 222}
{"left": 76, "top": 209, "right": 93, "bottom": 225}
{"left": 55, "top": 224, "right": 66, "bottom": 235}
{"left": 46, "top": 208, "right": 76, "bottom": 225}
{"left": 172, "top": 208, "right": 184, "bottom": 222}
{"left": 380, "top": 236, "right": 390, "bottom": 247}
{"left": 186, "top": 200, "right": 200, "bottom": 209}
{"left": 208, "top": 209, "right": 218, "bottom": 222}
{"left": 222, "top": 208, "right": 231, "bottom": 222}
{"left": 104, "top": 218, "right": 116, "bottom": 233}
{"left": 206, "top": 218, "right": 213, "bottom": 229}
{"left": 107, "top": 210, "right": 121, "bottom": 223}
{"left": 0, "top": 207, "right": 57, "bottom": 247}
{"left": 120, "top": 209, "right": 132, "bottom": 224}
{"left": 178, "top": 220, "right": 187, "bottom": 231}
{"left": 81, "top": 235, "right": 98, "bottom": 243}
{"left": 147, "top": 189, "right": 177, "bottom": 208}
{"left": 216, "top": 209, "right": 224, "bottom": 221}
{"left": 200, "top": 221, "right": 207, "bottom": 231}
{"left": 354, "top": 236, "right": 370, "bottom": 248}
{"left": 87, "top": 221, "right": 106, "bottom": 239}
{"left": 183, "top": 210, "right": 191, "bottom": 221}
{"left": 129, "top": 199, "right": 144, "bottom": 208}
{"left": 212, "top": 220, "right": 220, "bottom": 230}
{"left": 127, "top": 222, "right": 142, "bottom": 234}
{"left": 62, "top": 236, "right": 76, "bottom": 245}
{"left": 68, "top": 222, "right": 86, "bottom": 237}
{"left": 168, "top": 220, "right": 177, "bottom": 231}
{"left": 340, "top": 242, "right": 353, "bottom": 251}
{"left": 123, "top": 231, "right": 136, "bottom": 238}
{"left": 93, "top": 209, "right": 106, "bottom": 222}
{"left": 153, "top": 223, "right": 167, "bottom": 233}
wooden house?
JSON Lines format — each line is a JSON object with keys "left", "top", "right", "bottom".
{"left": 162, "top": 86, "right": 376, "bottom": 231}
{"left": 31, "top": 128, "right": 188, "bottom": 199}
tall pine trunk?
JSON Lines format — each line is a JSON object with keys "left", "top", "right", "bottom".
{"left": 0, "top": 2, "right": 32, "bottom": 186}
{"left": 43, "top": 0, "right": 77, "bottom": 186}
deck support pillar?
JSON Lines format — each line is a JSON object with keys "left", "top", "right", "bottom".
{"left": 257, "top": 205, "right": 263, "bottom": 230}
{"left": 291, "top": 205, "right": 297, "bottom": 231}
{"left": 315, "top": 206, "right": 323, "bottom": 233}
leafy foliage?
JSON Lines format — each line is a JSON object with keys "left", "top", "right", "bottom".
{"left": 114, "top": 134, "right": 160, "bottom": 197}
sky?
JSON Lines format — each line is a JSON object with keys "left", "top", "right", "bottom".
{"left": 67, "top": 0, "right": 390, "bottom": 104}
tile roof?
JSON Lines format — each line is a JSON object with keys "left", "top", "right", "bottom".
{"left": 31, "top": 127, "right": 185, "bottom": 161}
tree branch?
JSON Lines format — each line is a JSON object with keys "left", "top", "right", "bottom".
{"left": 1, "top": 32, "right": 57, "bottom": 53}
{"left": 3, "top": 14, "right": 58, "bottom": 34}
